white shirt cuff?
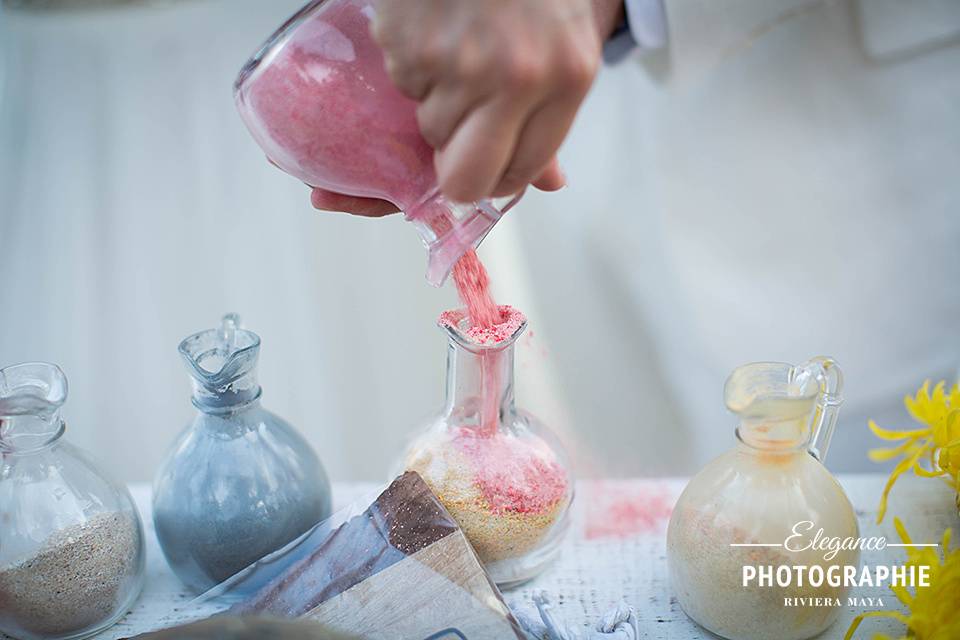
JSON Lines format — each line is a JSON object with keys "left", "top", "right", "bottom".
{"left": 603, "top": 0, "right": 668, "bottom": 63}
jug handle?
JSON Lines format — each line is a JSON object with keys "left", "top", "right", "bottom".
{"left": 805, "top": 356, "right": 844, "bottom": 462}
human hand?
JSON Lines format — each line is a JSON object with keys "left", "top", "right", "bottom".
{"left": 311, "top": 0, "right": 623, "bottom": 216}
{"left": 309, "top": 163, "right": 565, "bottom": 217}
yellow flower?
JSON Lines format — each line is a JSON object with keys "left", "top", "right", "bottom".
{"left": 845, "top": 518, "right": 959, "bottom": 640}
{"left": 869, "top": 381, "right": 960, "bottom": 523}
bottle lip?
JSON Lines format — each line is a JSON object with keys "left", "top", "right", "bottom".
{"left": 438, "top": 306, "right": 527, "bottom": 353}
{"left": 178, "top": 316, "right": 261, "bottom": 387}
{"left": 0, "top": 361, "right": 68, "bottom": 417}
{"left": 724, "top": 361, "right": 821, "bottom": 416}
{"left": 233, "top": 0, "right": 330, "bottom": 98}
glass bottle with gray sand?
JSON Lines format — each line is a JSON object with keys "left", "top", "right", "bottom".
{"left": 153, "top": 314, "right": 332, "bottom": 594}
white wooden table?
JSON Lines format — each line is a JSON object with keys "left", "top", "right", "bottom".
{"left": 7, "top": 475, "right": 957, "bottom": 640}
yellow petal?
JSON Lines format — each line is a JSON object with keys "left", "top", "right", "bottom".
{"left": 893, "top": 516, "right": 913, "bottom": 545}
{"left": 869, "top": 420, "right": 930, "bottom": 441}
{"left": 844, "top": 611, "right": 911, "bottom": 640}
{"left": 877, "top": 448, "right": 928, "bottom": 523}
{"left": 890, "top": 583, "right": 913, "bottom": 606}
{"left": 905, "top": 381, "right": 932, "bottom": 423}
{"left": 868, "top": 439, "right": 921, "bottom": 462}
{"left": 948, "top": 382, "right": 960, "bottom": 408}
{"left": 913, "top": 461, "right": 946, "bottom": 478}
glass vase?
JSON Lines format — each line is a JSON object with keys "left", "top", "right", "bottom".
{"left": 403, "top": 307, "right": 573, "bottom": 587}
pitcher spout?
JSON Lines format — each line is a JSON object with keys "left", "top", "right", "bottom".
{"left": 725, "top": 356, "right": 843, "bottom": 458}
{"left": 178, "top": 313, "right": 262, "bottom": 413}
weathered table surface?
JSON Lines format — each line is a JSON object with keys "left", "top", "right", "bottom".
{"left": 6, "top": 475, "right": 957, "bottom": 640}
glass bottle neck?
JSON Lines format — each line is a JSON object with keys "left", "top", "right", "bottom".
{"left": 735, "top": 414, "right": 811, "bottom": 455}
{"left": 190, "top": 369, "right": 262, "bottom": 415}
{"left": 0, "top": 411, "right": 65, "bottom": 454}
{"left": 443, "top": 339, "right": 517, "bottom": 436}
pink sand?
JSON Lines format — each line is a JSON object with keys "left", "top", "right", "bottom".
{"left": 438, "top": 305, "right": 525, "bottom": 346}
{"left": 241, "top": 2, "right": 436, "bottom": 211}
{"left": 583, "top": 482, "right": 675, "bottom": 540}
{"left": 453, "top": 426, "right": 567, "bottom": 515}
{"left": 451, "top": 250, "right": 501, "bottom": 330}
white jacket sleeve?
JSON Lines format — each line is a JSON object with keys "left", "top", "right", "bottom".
{"left": 603, "top": 0, "right": 668, "bottom": 63}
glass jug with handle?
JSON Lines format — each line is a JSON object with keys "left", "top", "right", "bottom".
{"left": 233, "top": 0, "right": 522, "bottom": 286}
{"left": 667, "top": 357, "right": 859, "bottom": 640}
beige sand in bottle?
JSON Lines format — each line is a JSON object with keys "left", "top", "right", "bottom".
{"left": 0, "top": 511, "right": 140, "bottom": 636}
{"left": 668, "top": 507, "right": 856, "bottom": 640}
{"left": 406, "top": 430, "right": 568, "bottom": 563}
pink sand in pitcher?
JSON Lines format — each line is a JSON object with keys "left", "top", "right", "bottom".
{"left": 234, "top": 0, "right": 512, "bottom": 285}
{"left": 238, "top": 1, "right": 435, "bottom": 207}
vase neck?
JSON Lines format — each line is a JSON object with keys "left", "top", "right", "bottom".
{"left": 180, "top": 313, "right": 264, "bottom": 415}
{"left": 190, "top": 373, "right": 262, "bottom": 415}
{"left": 0, "top": 413, "right": 65, "bottom": 455}
{"left": 443, "top": 339, "right": 517, "bottom": 436}
{"left": 0, "top": 362, "right": 68, "bottom": 454}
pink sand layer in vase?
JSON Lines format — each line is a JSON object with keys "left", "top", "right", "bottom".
{"left": 453, "top": 426, "right": 568, "bottom": 516}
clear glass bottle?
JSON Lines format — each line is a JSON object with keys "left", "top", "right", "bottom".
{"left": 233, "top": 0, "right": 522, "bottom": 286}
{"left": 403, "top": 307, "right": 573, "bottom": 587}
{"left": 0, "top": 362, "right": 145, "bottom": 640}
{"left": 667, "top": 357, "right": 859, "bottom": 640}
{"left": 152, "top": 314, "right": 332, "bottom": 594}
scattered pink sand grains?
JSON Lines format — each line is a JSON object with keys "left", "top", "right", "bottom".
{"left": 583, "top": 481, "right": 675, "bottom": 540}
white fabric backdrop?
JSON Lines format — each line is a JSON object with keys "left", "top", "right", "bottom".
{"left": 0, "top": 0, "right": 957, "bottom": 483}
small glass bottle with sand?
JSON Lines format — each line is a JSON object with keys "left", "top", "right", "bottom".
{"left": 667, "top": 357, "right": 860, "bottom": 640}
{"left": 0, "top": 362, "right": 146, "bottom": 640}
{"left": 403, "top": 306, "right": 573, "bottom": 587}
{"left": 152, "top": 314, "right": 332, "bottom": 594}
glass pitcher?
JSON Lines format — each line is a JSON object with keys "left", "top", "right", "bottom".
{"left": 233, "top": 0, "right": 522, "bottom": 286}
{"left": 667, "top": 357, "right": 860, "bottom": 640}
{"left": 402, "top": 307, "right": 573, "bottom": 587}
{"left": 0, "top": 362, "right": 145, "bottom": 640}
{"left": 152, "top": 314, "right": 332, "bottom": 594}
